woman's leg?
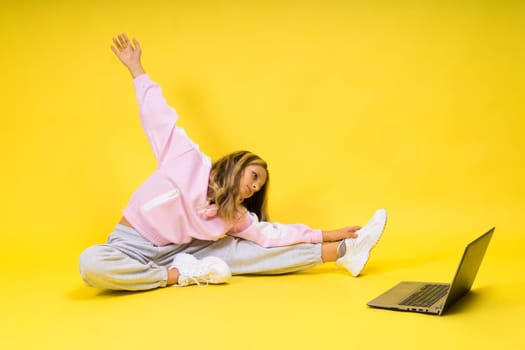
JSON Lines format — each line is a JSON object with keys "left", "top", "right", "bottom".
{"left": 79, "top": 244, "right": 169, "bottom": 290}
{"left": 322, "top": 242, "right": 340, "bottom": 262}
{"left": 79, "top": 225, "right": 187, "bottom": 291}
{"left": 190, "top": 236, "right": 337, "bottom": 275}
{"left": 79, "top": 224, "right": 233, "bottom": 290}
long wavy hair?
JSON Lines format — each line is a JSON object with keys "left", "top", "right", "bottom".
{"left": 207, "top": 150, "right": 269, "bottom": 224}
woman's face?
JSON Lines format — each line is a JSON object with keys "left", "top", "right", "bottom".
{"left": 239, "top": 164, "right": 267, "bottom": 200}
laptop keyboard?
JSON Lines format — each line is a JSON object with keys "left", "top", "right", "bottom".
{"left": 399, "top": 284, "right": 450, "bottom": 308}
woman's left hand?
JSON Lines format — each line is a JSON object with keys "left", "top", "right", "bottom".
{"left": 322, "top": 226, "right": 361, "bottom": 242}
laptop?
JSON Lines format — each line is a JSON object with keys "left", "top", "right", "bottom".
{"left": 367, "top": 227, "right": 494, "bottom": 315}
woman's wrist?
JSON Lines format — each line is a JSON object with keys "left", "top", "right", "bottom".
{"left": 322, "top": 230, "right": 334, "bottom": 242}
{"left": 128, "top": 64, "right": 145, "bottom": 78}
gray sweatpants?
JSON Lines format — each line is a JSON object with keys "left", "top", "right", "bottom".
{"left": 79, "top": 224, "right": 323, "bottom": 291}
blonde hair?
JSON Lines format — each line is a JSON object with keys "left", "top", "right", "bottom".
{"left": 207, "top": 150, "right": 269, "bottom": 224}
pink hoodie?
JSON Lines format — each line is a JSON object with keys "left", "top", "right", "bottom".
{"left": 122, "top": 74, "right": 323, "bottom": 247}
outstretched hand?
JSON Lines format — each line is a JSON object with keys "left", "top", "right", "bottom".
{"left": 322, "top": 226, "right": 361, "bottom": 242}
{"left": 111, "top": 33, "right": 145, "bottom": 78}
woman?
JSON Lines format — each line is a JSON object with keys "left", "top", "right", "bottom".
{"left": 79, "top": 33, "right": 387, "bottom": 290}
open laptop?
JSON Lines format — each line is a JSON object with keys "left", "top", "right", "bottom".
{"left": 367, "top": 227, "right": 494, "bottom": 315}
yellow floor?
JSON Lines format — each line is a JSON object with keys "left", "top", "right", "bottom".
{"left": 1, "top": 223, "right": 524, "bottom": 349}
{"left": 2, "top": 1, "right": 524, "bottom": 349}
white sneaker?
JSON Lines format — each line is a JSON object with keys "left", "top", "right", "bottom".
{"left": 336, "top": 209, "right": 387, "bottom": 277}
{"left": 170, "top": 253, "right": 232, "bottom": 286}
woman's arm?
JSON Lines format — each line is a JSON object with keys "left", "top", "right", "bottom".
{"left": 111, "top": 33, "right": 145, "bottom": 78}
{"left": 228, "top": 212, "right": 361, "bottom": 248}
{"left": 322, "top": 226, "right": 360, "bottom": 242}
{"left": 110, "top": 33, "right": 192, "bottom": 164}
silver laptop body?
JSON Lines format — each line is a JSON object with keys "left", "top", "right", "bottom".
{"left": 367, "top": 227, "right": 494, "bottom": 315}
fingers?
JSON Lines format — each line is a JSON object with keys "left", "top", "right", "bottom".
{"left": 112, "top": 37, "right": 123, "bottom": 50}
{"left": 118, "top": 33, "right": 127, "bottom": 48}
{"left": 121, "top": 33, "right": 130, "bottom": 43}
{"left": 112, "top": 33, "right": 133, "bottom": 51}
{"left": 110, "top": 45, "right": 119, "bottom": 57}
{"left": 345, "top": 226, "right": 360, "bottom": 239}
{"left": 133, "top": 37, "right": 141, "bottom": 51}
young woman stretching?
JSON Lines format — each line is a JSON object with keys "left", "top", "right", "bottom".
{"left": 79, "top": 33, "right": 387, "bottom": 291}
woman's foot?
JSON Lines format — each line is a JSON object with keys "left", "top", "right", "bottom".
{"left": 170, "top": 253, "right": 232, "bottom": 286}
{"left": 336, "top": 209, "right": 387, "bottom": 276}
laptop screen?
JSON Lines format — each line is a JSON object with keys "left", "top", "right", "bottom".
{"left": 442, "top": 227, "right": 494, "bottom": 312}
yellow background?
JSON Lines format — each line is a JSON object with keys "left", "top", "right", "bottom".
{"left": 1, "top": 0, "right": 524, "bottom": 349}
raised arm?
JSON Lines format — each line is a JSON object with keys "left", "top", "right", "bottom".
{"left": 110, "top": 33, "right": 190, "bottom": 163}
{"left": 111, "top": 33, "right": 146, "bottom": 78}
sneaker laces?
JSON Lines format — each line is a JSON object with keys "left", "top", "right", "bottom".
{"left": 184, "top": 277, "right": 208, "bottom": 287}
{"left": 178, "top": 263, "right": 212, "bottom": 287}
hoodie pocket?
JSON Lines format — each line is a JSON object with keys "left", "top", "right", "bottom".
{"left": 142, "top": 188, "right": 180, "bottom": 212}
